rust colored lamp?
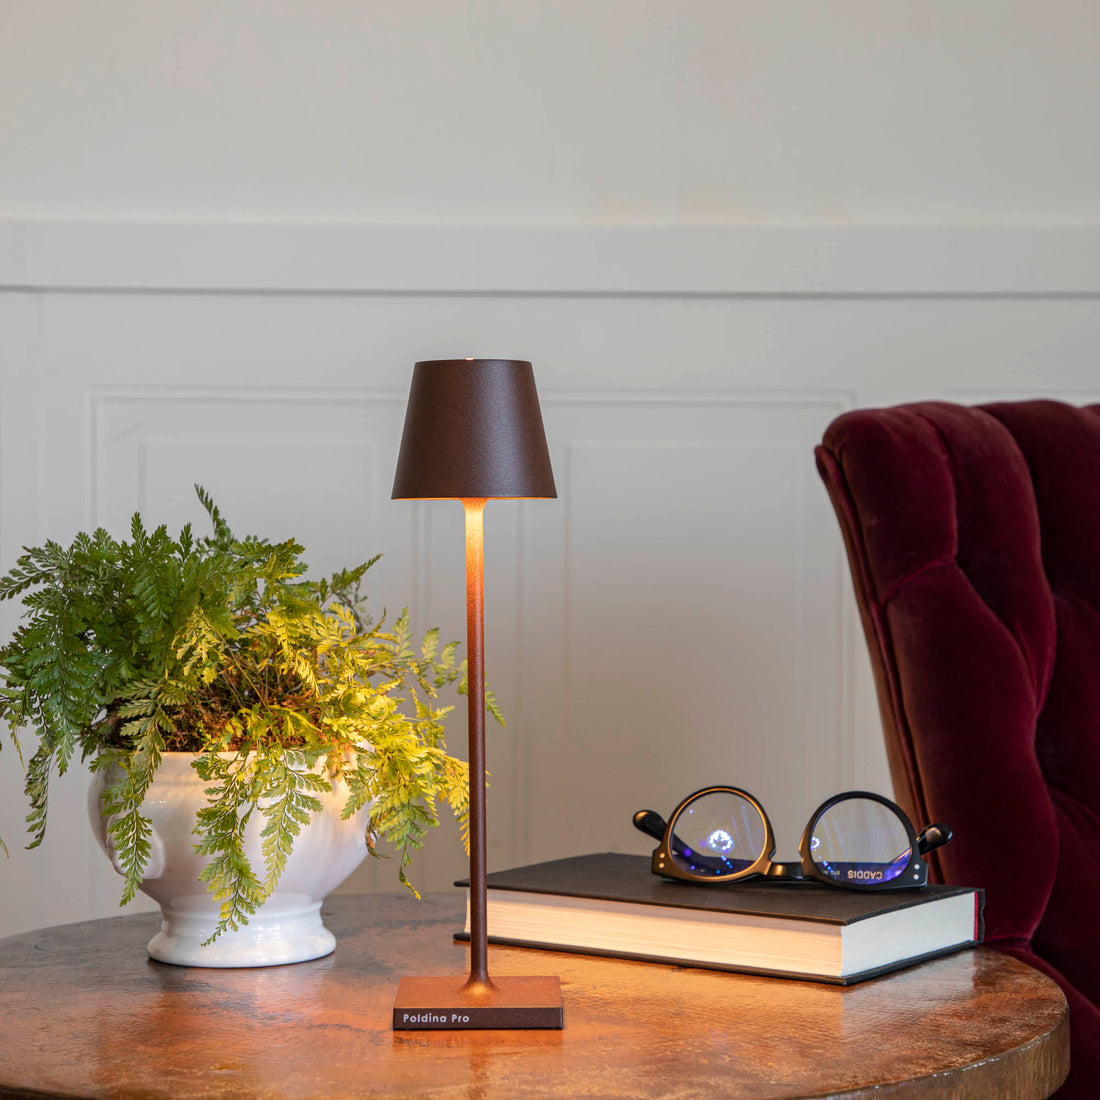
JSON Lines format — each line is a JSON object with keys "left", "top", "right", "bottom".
{"left": 390, "top": 359, "right": 562, "bottom": 1030}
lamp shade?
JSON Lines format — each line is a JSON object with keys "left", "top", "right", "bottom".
{"left": 392, "top": 359, "right": 557, "bottom": 500}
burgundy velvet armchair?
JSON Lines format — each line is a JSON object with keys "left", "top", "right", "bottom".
{"left": 816, "top": 399, "right": 1100, "bottom": 1096}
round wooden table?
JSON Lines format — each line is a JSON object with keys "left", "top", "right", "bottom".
{"left": 0, "top": 893, "right": 1069, "bottom": 1099}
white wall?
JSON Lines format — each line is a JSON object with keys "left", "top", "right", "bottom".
{"left": 4, "top": 1, "right": 1100, "bottom": 224}
{"left": 2, "top": 2, "right": 1099, "bottom": 938}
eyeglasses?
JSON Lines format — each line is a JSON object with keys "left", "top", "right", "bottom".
{"left": 633, "top": 787, "right": 952, "bottom": 890}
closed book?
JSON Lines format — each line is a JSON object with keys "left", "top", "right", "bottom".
{"left": 457, "top": 852, "right": 984, "bottom": 985}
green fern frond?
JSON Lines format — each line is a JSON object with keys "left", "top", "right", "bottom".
{"left": 194, "top": 484, "right": 232, "bottom": 545}
{"left": 23, "top": 742, "right": 55, "bottom": 849}
{"left": 99, "top": 725, "right": 164, "bottom": 903}
{"left": 257, "top": 756, "right": 326, "bottom": 894}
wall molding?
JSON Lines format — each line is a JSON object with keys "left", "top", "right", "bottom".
{"left": 2, "top": 219, "right": 1100, "bottom": 296}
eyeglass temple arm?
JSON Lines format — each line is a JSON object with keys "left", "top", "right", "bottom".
{"left": 917, "top": 823, "right": 952, "bottom": 855}
{"left": 633, "top": 809, "right": 667, "bottom": 841}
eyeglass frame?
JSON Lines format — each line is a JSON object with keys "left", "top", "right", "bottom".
{"left": 633, "top": 786, "right": 951, "bottom": 891}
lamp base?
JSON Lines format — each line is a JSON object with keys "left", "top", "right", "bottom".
{"left": 392, "top": 975, "right": 563, "bottom": 1030}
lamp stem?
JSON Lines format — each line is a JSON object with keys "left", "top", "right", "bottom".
{"left": 461, "top": 498, "right": 494, "bottom": 995}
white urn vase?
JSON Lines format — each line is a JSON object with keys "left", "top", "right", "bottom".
{"left": 89, "top": 752, "right": 370, "bottom": 968}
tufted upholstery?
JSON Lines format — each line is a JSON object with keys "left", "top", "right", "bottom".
{"left": 816, "top": 400, "right": 1100, "bottom": 1097}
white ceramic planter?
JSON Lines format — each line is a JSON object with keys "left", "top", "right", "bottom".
{"left": 89, "top": 752, "right": 370, "bottom": 968}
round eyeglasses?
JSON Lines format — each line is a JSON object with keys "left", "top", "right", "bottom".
{"left": 633, "top": 787, "right": 951, "bottom": 890}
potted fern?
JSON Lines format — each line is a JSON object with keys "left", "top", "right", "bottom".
{"left": 0, "top": 488, "right": 486, "bottom": 966}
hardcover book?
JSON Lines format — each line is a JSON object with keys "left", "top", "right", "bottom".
{"left": 457, "top": 852, "right": 984, "bottom": 985}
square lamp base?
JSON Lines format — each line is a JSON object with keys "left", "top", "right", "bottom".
{"left": 393, "top": 975, "right": 563, "bottom": 1030}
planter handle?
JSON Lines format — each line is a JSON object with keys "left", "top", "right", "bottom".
{"left": 87, "top": 777, "right": 167, "bottom": 881}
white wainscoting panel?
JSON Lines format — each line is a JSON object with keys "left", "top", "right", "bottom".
{"left": 520, "top": 394, "right": 854, "bottom": 867}
{"left": 93, "top": 389, "right": 407, "bottom": 569}
{"left": 1, "top": 220, "right": 1099, "bottom": 939}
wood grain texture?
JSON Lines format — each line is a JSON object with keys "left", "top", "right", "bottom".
{"left": 0, "top": 893, "right": 1068, "bottom": 1099}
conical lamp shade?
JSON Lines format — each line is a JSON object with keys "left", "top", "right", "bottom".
{"left": 392, "top": 359, "right": 557, "bottom": 500}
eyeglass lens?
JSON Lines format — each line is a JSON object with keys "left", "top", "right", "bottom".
{"left": 809, "top": 797, "right": 911, "bottom": 885}
{"left": 669, "top": 791, "right": 768, "bottom": 877}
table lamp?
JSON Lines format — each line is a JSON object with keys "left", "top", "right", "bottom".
{"left": 390, "top": 358, "right": 562, "bottom": 1030}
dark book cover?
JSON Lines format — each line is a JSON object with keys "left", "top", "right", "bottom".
{"left": 456, "top": 852, "right": 984, "bottom": 985}
{"left": 465, "top": 852, "right": 984, "bottom": 930}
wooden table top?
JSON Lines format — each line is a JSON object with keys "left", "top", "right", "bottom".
{"left": 0, "top": 893, "right": 1069, "bottom": 1099}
